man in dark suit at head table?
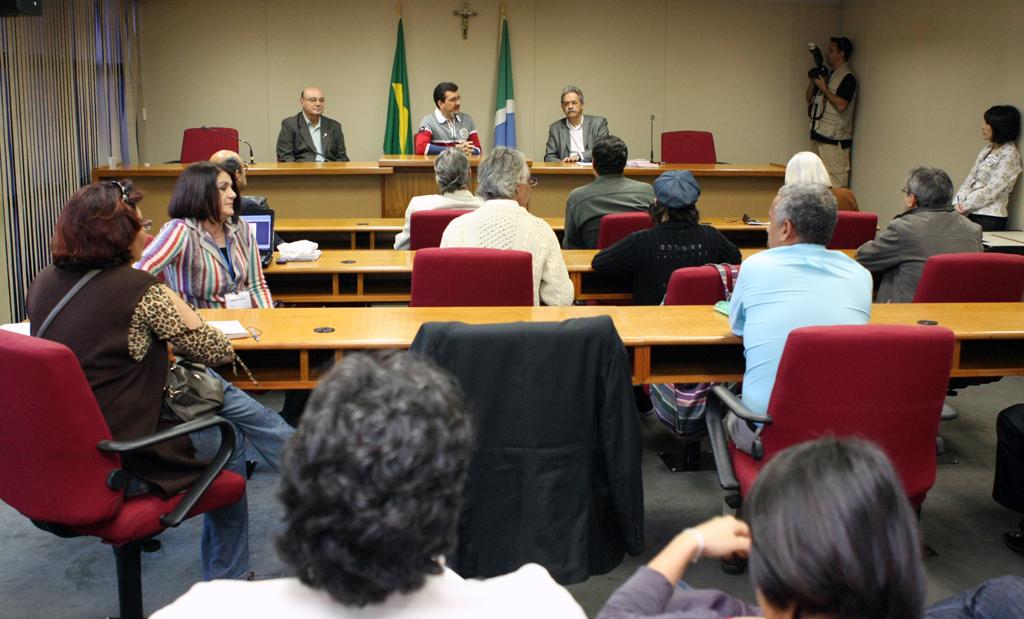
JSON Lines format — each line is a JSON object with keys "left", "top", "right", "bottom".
{"left": 275, "top": 86, "right": 349, "bottom": 162}
{"left": 544, "top": 85, "right": 609, "bottom": 163}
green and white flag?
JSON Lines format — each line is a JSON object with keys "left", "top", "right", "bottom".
{"left": 493, "top": 16, "right": 516, "bottom": 148}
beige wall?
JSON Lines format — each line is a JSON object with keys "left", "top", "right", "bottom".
{"left": 139, "top": 0, "right": 839, "bottom": 175}
{"left": 141, "top": 0, "right": 1024, "bottom": 227}
{"left": 843, "top": 0, "right": 1024, "bottom": 226}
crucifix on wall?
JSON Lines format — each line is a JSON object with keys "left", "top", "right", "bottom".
{"left": 453, "top": 3, "right": 477, "bottom": 39}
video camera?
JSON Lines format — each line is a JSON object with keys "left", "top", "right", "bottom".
{"left": 807, "top": 43, "right": 830, "bottom": 80}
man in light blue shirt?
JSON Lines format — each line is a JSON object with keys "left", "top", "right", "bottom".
{"left": 728, "top": 184, "right": 872, "bottom": 451}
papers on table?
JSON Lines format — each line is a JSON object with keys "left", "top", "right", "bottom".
{"left": 1, "top": 320, "right": 252, "bottom": 340}
{"left": 0, "top": 323, "right": 31, "bottom": 336}
{"left": 625, "top": 159, "right": 660, "bottom": 168}
{"left": 208, "top": 320, "right": 251, "bottom": 340}
{"left": 983, "top": 231, "right": 1024, "bottom": 250}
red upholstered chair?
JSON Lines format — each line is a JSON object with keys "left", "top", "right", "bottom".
{"left": 827, "top": 210, "right": 878, "bottom": 249}
{"left": 410, "top": 247, "right": 533, "bottom": 306}
{"left": 913, "top": 253, "right": 1024, "bottom": 302}
{"left": 409, "top": 209, "right": 474, "bottom": 250}
{"left": 596, "top": 212, "right": 654, "bottom": 249}
{"left": 180, "top": 127, "right": 239, "bottom": 163}
{"left": 664, "top": 265, "right": 739, "bottom": 306}
{"left": 707, "top": 325, "right": 954, "bottom": 510}
{"left": 660, "top": 130, "right": 717, "bottom": 164}
{"left": 913, "top": 252, "right": 1024, "bottom": 436}
{"left": 0, "top": 331, "right": 246, "bottom": 619}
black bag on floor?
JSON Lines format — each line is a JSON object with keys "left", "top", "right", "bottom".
{"left": 994, "top": 404, "right": 1024, "bottom": 513}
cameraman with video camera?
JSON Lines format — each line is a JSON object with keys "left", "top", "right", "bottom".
{"left": 806, "top": 36, "right": 856, "bottom": 188}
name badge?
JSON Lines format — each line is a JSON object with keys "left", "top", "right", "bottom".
{"left": 225, "top": 291, "right": 253, "bottom": 309}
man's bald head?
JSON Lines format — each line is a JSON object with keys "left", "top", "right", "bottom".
{"left": 210, "top": 149, "right": 247, "bottom": 191}
{"left": 300, "top": 86, "right": 326, "bottom": 122}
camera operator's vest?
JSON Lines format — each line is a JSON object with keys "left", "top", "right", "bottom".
{"left": 811, "top": 63, "right": 856, "bottom": 142}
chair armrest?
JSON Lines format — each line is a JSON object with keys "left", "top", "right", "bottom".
{"left": 98, "top": 416, "right": 239, "bottom": 528}
{"left": 97, "top": 416, "right": 230, "bottom": 453}
{"left": 711, "top": 385, "right": 772, "bottom": 425}
{"left": 705, "top": 398, "right": 739, "bottom": 491}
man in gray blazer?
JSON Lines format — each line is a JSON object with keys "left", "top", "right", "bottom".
{"left": 856, "top": 166, "right": 982, "bottom": 302}
{"left": 544, "top": 86, "right": 608, "bottom": 163}
{"left": 276, "top": 86, "right": 349, "bottom": 162}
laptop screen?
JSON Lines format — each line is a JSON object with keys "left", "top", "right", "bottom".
{"left": 240, "top": 213, "right": 274, "bottom": 252}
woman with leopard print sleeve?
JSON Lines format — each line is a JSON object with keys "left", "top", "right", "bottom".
{"left": 27, "top": 180, "right": 293, "bottom": 581}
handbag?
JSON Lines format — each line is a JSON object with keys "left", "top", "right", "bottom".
{"left": 162, "top": 358, "right": 225, "bottom": 422}
{"left": 651, "top": 263, "right": 740, "bottom": 437}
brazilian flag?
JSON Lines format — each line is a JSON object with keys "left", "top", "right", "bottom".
{"left": 383, "top": 19, "right": 412, "bottom": 154}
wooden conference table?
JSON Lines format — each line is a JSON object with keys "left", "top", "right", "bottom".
{"left": 274, "top": 216, "right": 770, "bottom": 249}
{"left": 200, "top": 303, "right": 1024, "bottom": 390}
{"left": 262, "top": 247, "right": 814, "bottom": 305}
{"left": 92, "top": 159, "right": 783, "bottom": 229}
{"left": 377, "top": 156, "right": 784, "bottom": 218}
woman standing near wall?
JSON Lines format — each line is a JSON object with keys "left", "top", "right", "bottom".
{"left": 955, "top": 105, "right": 1022, "bottom": 231}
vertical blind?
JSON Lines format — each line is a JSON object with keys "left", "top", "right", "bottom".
{"left": 0, "top": 0, "right": 141, "bottom": 322}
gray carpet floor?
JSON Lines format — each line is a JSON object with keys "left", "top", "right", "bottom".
{"left": 1, "top": 378, "right": 1022, "bottom": 618}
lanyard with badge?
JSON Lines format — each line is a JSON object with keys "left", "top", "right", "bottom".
{"left": 220, "top": 239, "right": 253, "bottom": 308}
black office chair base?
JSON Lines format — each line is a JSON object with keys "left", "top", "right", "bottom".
{"left": 1004, "top": 519, "right": 1024, "bottom": 555}
{"left": 112, "top": 542, "right": 145, "bottom": 619}
{"left": 658, "top": 440, "right": 704, "bottom": 472}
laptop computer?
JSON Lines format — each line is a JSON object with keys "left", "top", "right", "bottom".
{"left": 239, "top": 209, "right": 275, "bottom": 269}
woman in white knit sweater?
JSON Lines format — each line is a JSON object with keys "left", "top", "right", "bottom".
{"left": 440, "top": 147, "right": 574, "bottom": 306}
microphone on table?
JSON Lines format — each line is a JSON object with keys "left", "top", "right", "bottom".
{"left": 649, "top": 114, "right": 656, "bottom": 163}
{"left": 202, "top": 125, "right": 256, "bottom": 164}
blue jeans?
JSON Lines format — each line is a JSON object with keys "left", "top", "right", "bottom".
{"left": 927, "top": 576, "right": 1024, "bottom": 619}
{"left": 191, "top": 369, "right": 295, "bottom": 580}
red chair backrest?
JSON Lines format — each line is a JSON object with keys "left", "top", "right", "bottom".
{"left": 596, "top": 212, "right": 654, "bottom": 249}
{"left": 827, "top": 211, "right": 878, "bottom": 249}
{"left": 913, "top": 253, "right": 1024, "bottom": 302}
{"left": 0, "top": 331, "right": 124, "bottom": 525}
{"left": 751, "top": 325, "right": 954, "bottom": 503}
{"left": 410, "top": 209, "right": 474, "bottom": 250}
{"left": 664, "top": 265, "right": 740, "bottom": 305}
{"left": 660, "top": 130, "right": 717, "bottom": 164}
{"left": 180, "top": 127, "right": 238, "bottom": 164}
{"left": 410, "top": 248, "right": 534, "bottom": 306}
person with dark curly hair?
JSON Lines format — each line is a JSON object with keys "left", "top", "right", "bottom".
{"left": 153, "top": 351, "right": 586, "bottom": 618}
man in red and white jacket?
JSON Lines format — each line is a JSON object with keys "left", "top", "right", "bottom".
{"left": 415, "top": 81, "right": 481, "bottom": 156}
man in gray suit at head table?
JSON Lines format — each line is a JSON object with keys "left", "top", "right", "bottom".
{"left": 544, "top": 86, "right": 609, "bottom": 163}
{"left": 276, "top": 86, "right": 349, "bottom": 162}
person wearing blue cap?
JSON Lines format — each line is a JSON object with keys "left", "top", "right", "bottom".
{"left": 590, "top": 170, "right": 740, "bottom": 305}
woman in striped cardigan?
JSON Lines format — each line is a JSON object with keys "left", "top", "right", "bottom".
{"left": 135, "top": 161, "right": 272, "bottom": 309}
